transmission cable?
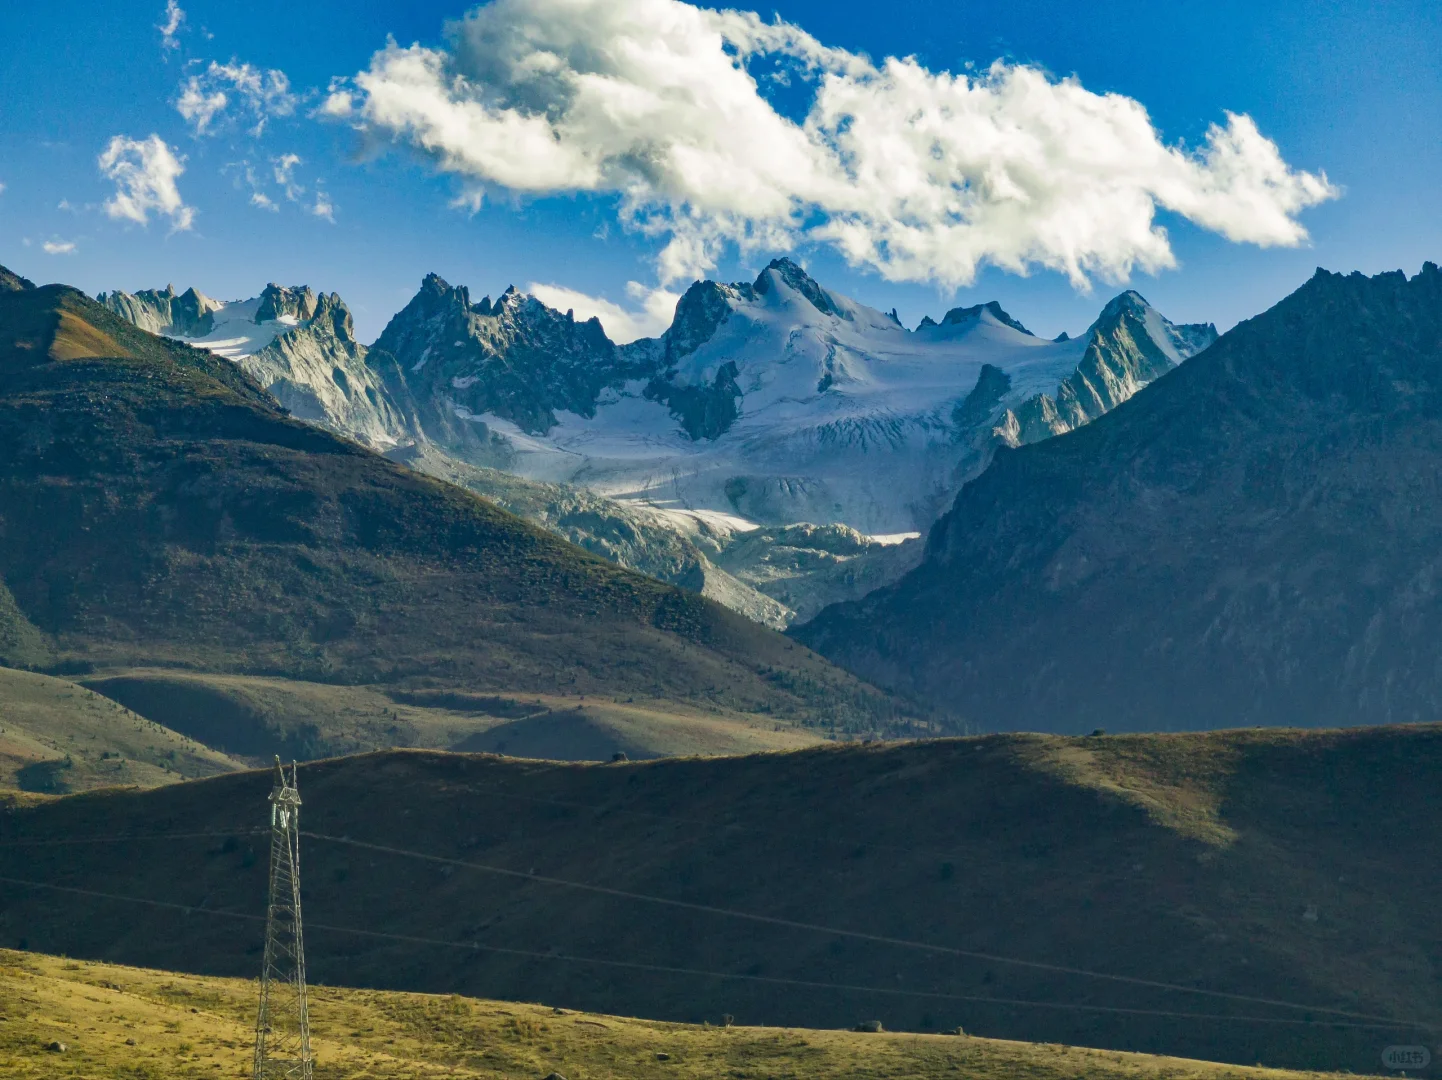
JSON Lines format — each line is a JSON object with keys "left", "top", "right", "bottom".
{"left": 0, "top": 873, "right": 1422, "bottom": 1032}
{"left": 0, "top": 829, "right": 265, "bottom": 848}
{"left": 0, "top": 824, "right": 1414, "bottom": 1029}
{"left": 303, "top": 830, "right": 1417, "bottom": 1028}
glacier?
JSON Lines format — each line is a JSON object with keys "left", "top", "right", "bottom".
{"left": 99, "top": 259, "right": 1216, "bottom": 625}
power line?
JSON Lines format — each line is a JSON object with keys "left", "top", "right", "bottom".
{"left": 0, "top": 829, "right": 265, "bottom": 848}
{"left": 0, "top": 873, "right": 1421, "bottom": 1032}
{"left": 302, "top": 830, "right": 1415, "bottom": 1028}
{"left": 0, "top": 823, "right": 1420, "bottom": 1030}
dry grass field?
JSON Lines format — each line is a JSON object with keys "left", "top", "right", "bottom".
{"left": 0, "top": 950, "right": 1383, "bottom": 1080}
{"left": 78, "top": 668, "right": 824, "bottom": 763}
{"left": 0, "top": 667, "right": 240, "bottom": 793}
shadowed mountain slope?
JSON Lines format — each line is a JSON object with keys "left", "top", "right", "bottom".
{"left": 797, "top": 264, "right": 1442, "bottom": 733}
{"left": 2, "top": 724, "right": 1439, "bottom": 1072}
{"left": 0, "top": 272, "right": 903, "bottom": 729}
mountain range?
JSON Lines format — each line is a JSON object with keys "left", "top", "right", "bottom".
{"left": 99, "top": 259, "right": 1214, "bottom": 626}
{"left": 0, "top": 268, "right": 901, "bottom": 738}
{"left": 78, "top": 255, "right": 1442, "bottom": 738}
{"left": 798, "top": 263, "right": 1442, "bottom": 733}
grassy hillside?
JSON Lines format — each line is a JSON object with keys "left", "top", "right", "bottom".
{"left": 1, "top": 725, "right": 1439, "bottom": 1072}
{"left": 0, "top": 666, "right": 239, "bottom": 793}
{"left": 0, "top": 274, "right": 910, "bottom": 738}
{"left": 0, "top": 950, "right": 1378, "bottom": 1080}
{"left": 77, "top": 668, "right": 822, "bottom": 762}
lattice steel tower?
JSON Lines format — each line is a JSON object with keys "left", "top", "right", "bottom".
{"left": 253, "top": 758, "right": 313, "bottom": 1080}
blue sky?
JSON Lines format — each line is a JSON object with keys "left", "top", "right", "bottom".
{"left": 1, "top": 0, "right": 1438, "bottom": 342}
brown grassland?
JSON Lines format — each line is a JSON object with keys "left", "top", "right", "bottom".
{"left": 0, "top": 950, "right": 1384, "bottom": 1080}
{"left": 0, "top": 666, "right": 240, "bottom": 793}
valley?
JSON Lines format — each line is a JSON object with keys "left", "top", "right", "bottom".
{"left": 0, "top": 666, "right": 240, "bottom": 794}
{"left": 76, "top": 667, "right": 824, "bottom": 763}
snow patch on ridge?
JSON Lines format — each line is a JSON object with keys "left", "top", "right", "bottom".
{"left": 179, "top": 298, "right": 297, "bottom": 359}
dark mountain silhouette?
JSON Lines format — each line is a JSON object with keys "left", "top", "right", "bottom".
{"left": 797, "top": 264, "right": 1442, "bottom": 733}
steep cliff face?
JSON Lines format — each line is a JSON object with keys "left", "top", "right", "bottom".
{"left": 240, "top": 292, "right": 415, "bottom": 450}
{"left": 99, "top": 285, "right": 222, "bottom": 337}
{"left": 1000, "top": 291, "right": 1217, "bottom": 445}
{"left": 372, "top": 274, "right": 654, "bottom": 436}
{"left": 100, "top": 282, "right": 413, "bottom": 451}
{"left": 797, "top": 264, "right": 1442, "bottom": 734}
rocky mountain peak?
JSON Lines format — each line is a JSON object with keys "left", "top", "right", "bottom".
{"left": 987, "top": 290, "right": 1218, "bottom": 450}
{"left": 170, "top": 287, "right": 221, "bottom": 336}
{"left": 419, "top": 272, "right": 455, "bottom": 297}
{"left": 754, "top": 257, "right": 849, "bottom": 320}
{"left": 665, "top": 279, "right": 750, "bottom": 365}
{"left": 0, "top": 265, "right": 36, "bottom": 293}
{"left": 98, "top": 283, "right": 218, "bottom": 337}
{"left": 1086, "top": 289, "right": 1219, "bottom": 363}
{"left": 373, "top": 272, "right": 643, "bottom": 437}
{"left": 1092, "top": 289, "right": 1151, "bottom": 322}
{"left": 308, "top": 291, "right": 356, "bottom": 344}
{"left": 256, "top": 284, "right": 318, "bottom": 324}
{"left": 383, "top": 274, "right": 475, "bottom": 336}
{"left": 939, "top": 300, "right": 1033, "bottom": 336}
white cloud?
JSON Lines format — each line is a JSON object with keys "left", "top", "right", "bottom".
{"left": 97, "top": 134, "right": 195, "bottom": 231}
{"left": 42, "top": 240, "right": 76, "bottom": 255}
{"left": 177, "top": 60, "right": 296, "bottom": 136}
{"left": 529, "top": 281, "right": 680, "bottom": 344}
{"left": 251, "top": 191, "right": 278, "bottom": 211}
{"left": 272, "top": 152, "right": 304, "bottom": 200}
{"left": 273, "top": 153, "right": 301, "bottom": 182}
{"left": 159, "top": 1, "right": 184, "bottom": 50}
{"left": 309, "top": 189, "right": 336, "bottom": 222}
{"left": 176, "top": 81, "right": 227, "bottom": 134}
{"left": 330, "top": 0, "right": 1338, "bottom": 289}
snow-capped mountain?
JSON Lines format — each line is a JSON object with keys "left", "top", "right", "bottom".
{"left": 100, "top": 259, "right": 1215, "bottom": 626}
{"left": 369, "top": 258, "right": 1215, "bottom": 534}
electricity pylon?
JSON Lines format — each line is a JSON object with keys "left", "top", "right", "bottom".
{"left": 253, "top": 758, "right": 313, "bottom": 1080}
